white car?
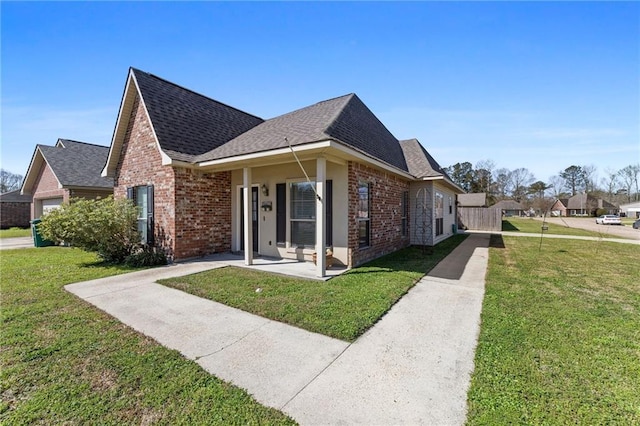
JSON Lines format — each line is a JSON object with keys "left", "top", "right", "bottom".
{"left": 595, "top": 215, "right": 622, "bottom": 225}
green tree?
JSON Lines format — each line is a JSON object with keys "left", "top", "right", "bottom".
{"left": 39, "top": 196, "right": 141, "bottom": 263}
{"left": 445, "top": 162, "right": 474, "bottom": 192}
{"left": 560, "top": 165, "right": 585, "bottom": 196}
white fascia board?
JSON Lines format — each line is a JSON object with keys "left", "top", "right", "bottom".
{"left": 197, "top": 141, "right": 334, "bottom": 168}
{"left": 102, "top": 73, "right": 136, "bottom": 177}
{"left": 102, "top": 70, "right": 170, "bottom": 176}
{"left": 197, "top": 139, "right": 415, "bottom": 180}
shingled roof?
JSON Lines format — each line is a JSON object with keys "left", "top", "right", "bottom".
{"left": 196, "top": 93, "right": 408, "bottom": 172}
{"left": 132, "top": 69, "right": 264, "bottom": 162}
{"left": 399, "top": 138, "right": 450, "bottom": 179}
{"left": 22, "top": 139, "right": 113, "bottom": 194}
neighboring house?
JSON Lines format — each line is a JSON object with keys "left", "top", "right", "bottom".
{"left": 550, "top": 198, "right": 568, "bottom": 217}
{"left": 101, "top": 68, "right": 463, "bottom": 276}
{"left": 0, "top": 190, "right": 32, "bottom": 228}
{"left": 21, "top": 139, "right": 114, "bottom": 219}
{"left": 492, "top": 199, "right": 525, "bottom": 217}
{"left": 457, "top": 193, "right": 487, "bottom": 208}
{"left": 563, "top": 193, "right": 616, "bottom": 216}
{"left": 618, "top": 201, "right": 640, "bottom": 218}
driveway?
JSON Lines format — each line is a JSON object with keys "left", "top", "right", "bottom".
{"left": 537, "top": 217, "right": 640, "bottom": 240}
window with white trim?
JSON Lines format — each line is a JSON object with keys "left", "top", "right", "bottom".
{"left": 290, "top": 182, "right": 316, "bottom": 247}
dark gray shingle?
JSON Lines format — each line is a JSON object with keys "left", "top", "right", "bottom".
{"left": 40, "top": 140, "right": 113, "bottom": 188}
{"left": 132, "top": 69, "right": 264, "bottom": 159}
{"left": 198, "top": 94, "right": 409, "bottom": 172}
{"left": 399, "top": 139, "right": 450, "bottom": 179}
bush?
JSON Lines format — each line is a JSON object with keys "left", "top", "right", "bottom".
{"left": 125, "top": 245, "right": 168, "bottom": 267}
{"left": 39, "top": 196, "right": 142, "bottom": 263}
{"left": 595, "top": 208, "right": 608, "bottom": 217}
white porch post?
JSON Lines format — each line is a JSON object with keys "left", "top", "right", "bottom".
{"left": 315, "top": 157, "right": 326, "bottom": 277}
{"left": 243, "top": 167, "right": 253, "bottom": 266}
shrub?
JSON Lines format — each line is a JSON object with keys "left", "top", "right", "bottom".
{"left": 595, "top": 208, "right": 608, "bottom": 217}
{"left": 125, "top": 245, "right": 168, "bottom": 267}
{"left": 39, "top": 196, "right": 141, "bottom": 263}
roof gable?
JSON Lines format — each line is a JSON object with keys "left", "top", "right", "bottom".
{"left": 132, "top": 69, "right": 264, "bottom": 160}
{"left": 22, "top": 139, "right": 113, "bottom": 194}
{"left": 198, "top": 93, "right": 409, "bottom": 172}
{"left": 399, "top": 139, "right": 448, "bottom": 179}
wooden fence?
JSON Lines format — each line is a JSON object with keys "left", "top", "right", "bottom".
{"left": 458, "top": 207, "right": 502, "bottom": 232}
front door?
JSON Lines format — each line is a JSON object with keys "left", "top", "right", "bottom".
{"left": 240, "top": 187, "right": 259, "bottom": 253}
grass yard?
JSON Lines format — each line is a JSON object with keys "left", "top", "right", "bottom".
{"left": 0, "top": 247, "right": 294, "bottom": 425}
{"left": 503, "top": 217, "right": 602, "bottom": 237}
{"left": 467, "top": 236, "right": 640, "bottom": 424}
{"left": 160, "top": 234, "right": 468, "bottom": 342}
{"left": 0, "top": 227, "right": 31, "bottom": 239}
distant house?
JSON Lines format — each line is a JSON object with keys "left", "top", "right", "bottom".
{"left": 491, "top": 199, "right": 525, "bottom": 217}
{"left": 0, "top": 190, "right": 32, "bottom": 228}
{"left": 550, "top": 198, "right": 569, "bottom": 217}
{"left": 21, "top": 139, "right": 114, "bottom": 219}
{"left": 101, "top": 68, "right": 463, "bottom": 276}
{"left": 457, "top": 193, "right": 487, "bottom": 208}
{"left": 618, "top": 201, "right": 640, "bottom": 218}
{"left": 556, "top": 193, "right": 616, "bottom": 217}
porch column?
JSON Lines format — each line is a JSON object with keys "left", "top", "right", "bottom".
{"left": 243, "top": 167, "right": 253, "bottom": 265}
{"left": 315, "top": 157, "right": 326, "bottom": 277}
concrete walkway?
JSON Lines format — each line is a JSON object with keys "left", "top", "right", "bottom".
{"left": 467, "top": 229, "right": 640, "bottom": 245}
{"left": 65, "top": 233, "right": 490, "bottom": 425}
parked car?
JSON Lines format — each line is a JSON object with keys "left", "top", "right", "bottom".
{"left": 633, "top": 219, "right": 640, "bottom": 229}
{"left": 595, "top": 215, "right": 622, "bottom": 225}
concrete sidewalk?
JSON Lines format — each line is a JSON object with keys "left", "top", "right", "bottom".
{"left": 66, "top": 233, "right": 490, "bottom": 425}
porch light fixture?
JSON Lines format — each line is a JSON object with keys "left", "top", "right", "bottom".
{"left": 261, "top": 183, "right": 269, "bottom": 197}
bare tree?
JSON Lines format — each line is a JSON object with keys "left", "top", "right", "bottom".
{"left": 548, "top": 175, "right": 567, "bottom": 199}
{"left": 619, "top": 164, "right": 640, "bottom": 203}
{"left": 474, "top": 159, "right": 495, "bottom": 194}
{"left": 492, "top": 168, "right": 512, "bottom": 200}
{"left": 602, "top": 168, "right": 619, "bottom": 204}
{"left": 0, "top": 169, "right": 23, "bottom": 193}
{"left": 582, "top": 164, "right": 598, "bottom": 193}
{"left": 510, "top": 168, "right": 535, "bottom": 201}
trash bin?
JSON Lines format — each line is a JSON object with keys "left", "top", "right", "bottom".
{"left": 31, "top": 219, "right": 54, "bottom": 247}
{"left": 452, "top": 223, "right": 458, "bottom": 234}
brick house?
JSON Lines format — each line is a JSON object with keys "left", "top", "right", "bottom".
{"left": 102, "top": 68, "right": 462, "bottom": 276}
{"left": 21, "top": 139, "right": 114, "bottom": 219}
{"left": 551, "top": 194, "right": 616, "bottom": 217}
{"left": 0, "top": 190, "right": 32, "bottom": 228}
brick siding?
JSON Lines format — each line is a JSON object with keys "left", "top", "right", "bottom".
{"left": 348, "top": 161, "right": 410, "bottom": 267}
{"left": 114, "top": 94, "right": 232, "bottom": 261}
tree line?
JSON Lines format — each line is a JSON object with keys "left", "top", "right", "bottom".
{"left": 443, "top": 161, "right": 640, "bottom": 208}
{"left": 0, "top": 169, "right": 24, "bottom": 193}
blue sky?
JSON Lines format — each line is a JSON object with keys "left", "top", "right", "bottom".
{"left": 2, "top": 2, "right": 638, "bottom": 184}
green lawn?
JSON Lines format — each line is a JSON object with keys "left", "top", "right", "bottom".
{"left": 160, "top": 234, "right": 468, "bottom": 342}
{"left": 503, "top": 217, "right": 603, "bottom": 237}
{"left": 0, "top": 247, "right": 294, "bottom": 425}
{"left": 0, "top": 227, "right": 31, "bottom": 239}
{"left": 467, "top": 236, "right": 640, "bottom": 424}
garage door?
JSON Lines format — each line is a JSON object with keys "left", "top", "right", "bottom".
{"left": 41, "top": 198, "right": 63, "bottom": 214}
